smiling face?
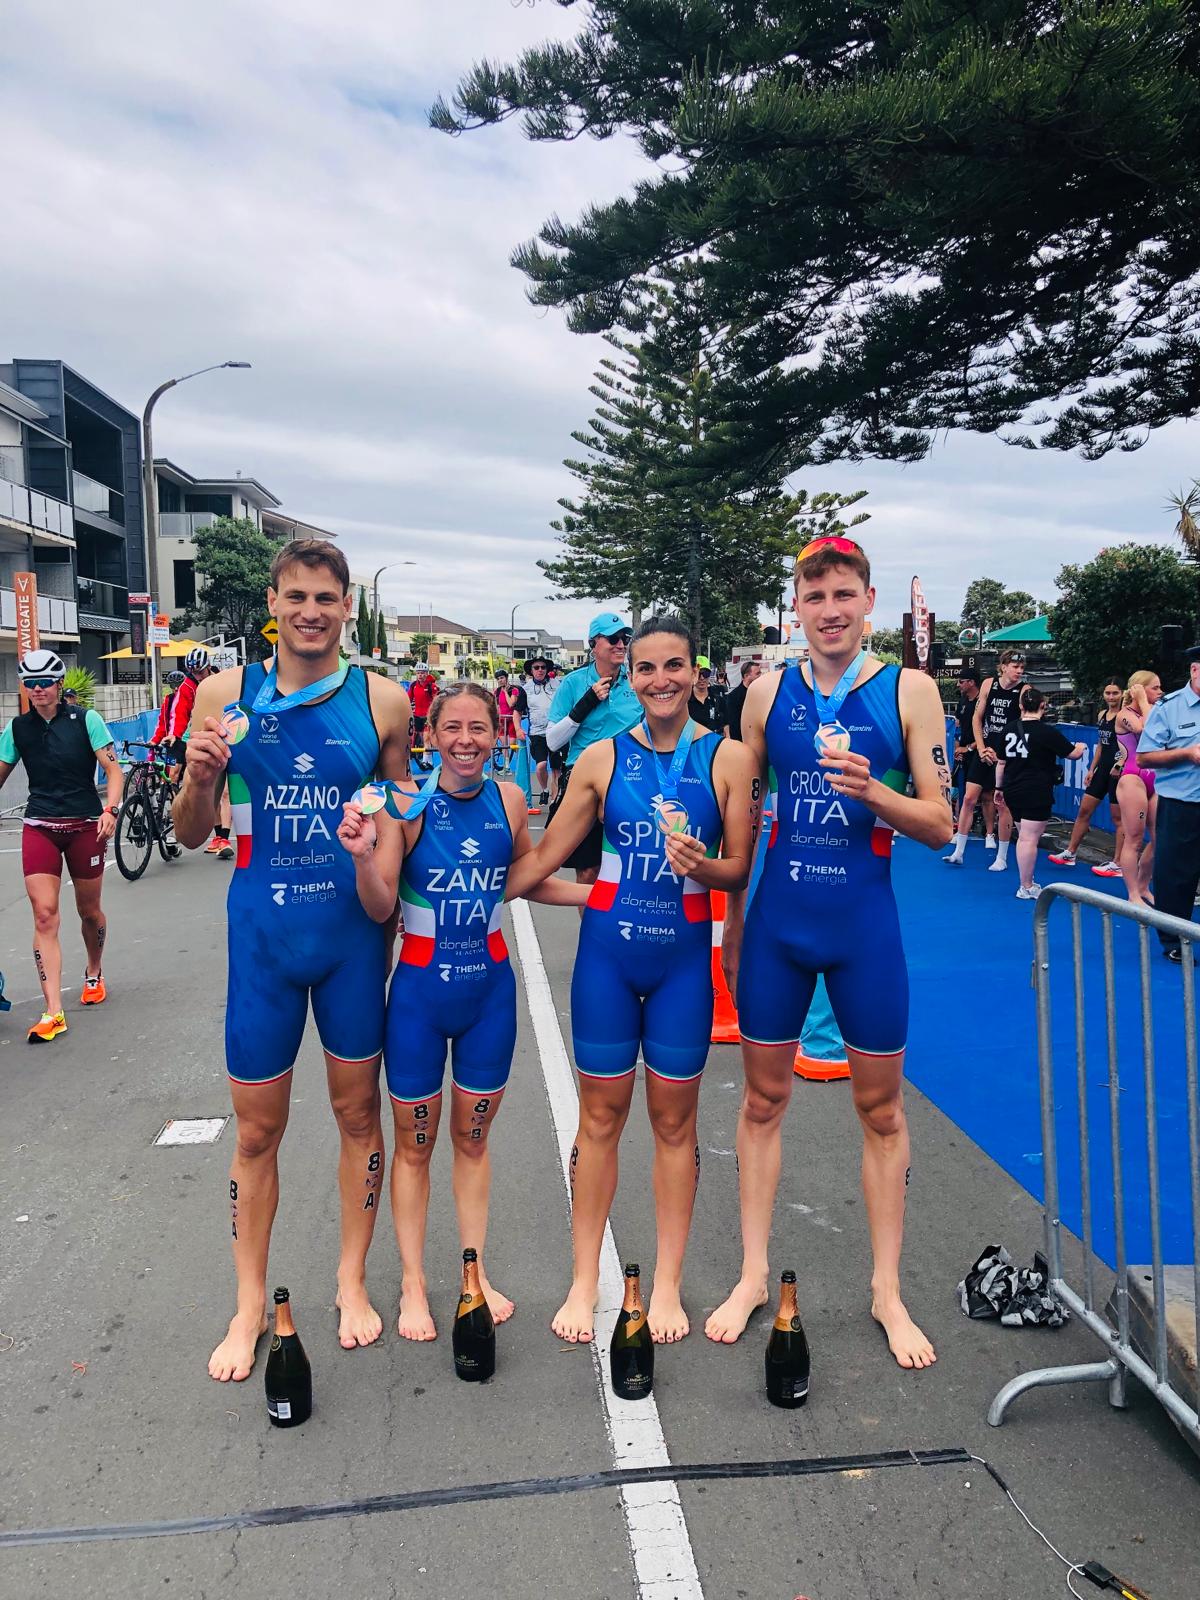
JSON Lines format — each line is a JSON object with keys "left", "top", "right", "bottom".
{"left": 429, "top": 692, "right": 496, "bottom": 785}
{"left": 793, "top": 562, "right": 875, "bottom": 662}
{"left": 268, "top": 561, "right": 352, "bottom": 665}
{"left": 630, "top": 632, "right": 696, "bottom": 723}
{"left": 592, "top": 630, "right": 629, "bottom": 679}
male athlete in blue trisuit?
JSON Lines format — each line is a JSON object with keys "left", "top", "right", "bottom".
{"left": 338, "top": 682, "right": 587, "bottom": 1343}
{"left": 709, "top": 538, "right": 952, "bottom": 1368}
{"left": 175, "top": 539, "right": 413, "bottom": 1382}
{"left": 508, "top": 617, "right": 758, "bottom": 1345}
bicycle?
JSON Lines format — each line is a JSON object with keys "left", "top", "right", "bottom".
{"left": 114, "top": 742, "right": 182, "bottom": 880}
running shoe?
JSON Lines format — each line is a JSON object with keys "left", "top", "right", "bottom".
{"left": 1092, "top": 862, "right": 1122, "bottom": 878}
{"left": 216, "top": 841, "right": 235, "bottom": 861}
{"left": 988, "top": 857, "right": 1008, "bottom": 872}
{"left": 28, "top": 1011, "right": 67, "bottom": 1043}
{"left": 1015, "top": 884, "right": 1043, "bottom": 900}
{"left": 1047, "top": 850, "right": 1077, "bottom": 866}
{"left": 985, "top": 835, "right": 998, "bottom": 850}
{"left": 80, "top": 975, "right": 107, "bottom": 1005}
{"left": 942, "top": 852, "right": 965, "bottom": 866}
{"left": 539, "top": 790, "right": 549, "bottom": 808}
{"left": 203, "top": 837, "right": 224, "bottom": 855}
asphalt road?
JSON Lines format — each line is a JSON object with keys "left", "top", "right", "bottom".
{"left": 0, "top": 810, "right": 1197, "bottom": 1600}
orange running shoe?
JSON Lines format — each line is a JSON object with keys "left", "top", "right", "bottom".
{"left": 28, "top": 1011, "right": 67, "bottom": 1043}
{"left": 203, "top": 837, "right": 224, "bottom": 855}
{"left": 80, "top": 975, "right": 107, "bottom": 1005}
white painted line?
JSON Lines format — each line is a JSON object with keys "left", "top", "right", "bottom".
{"left": 510, "top": 899, "right": 703, "bottom": 1600}
{"left": 153, "top": 1117, "right": 229, "bottom": 1147}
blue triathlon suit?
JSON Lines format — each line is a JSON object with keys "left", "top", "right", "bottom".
{"left": 385, "top": 780, "right": 517, "bottom": 1104}
{"left": 225, "top": 664, "right": 386, "bottom": 1085}
{"left": 572, "top": 729, "right": 723, "bottom": 1082}
{"left": 737, "top": 663, "right": 910, "bottom": 1057}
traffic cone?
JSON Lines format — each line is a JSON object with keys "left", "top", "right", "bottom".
{"left": 795, "top": 977, "right": 849, "bottom": 1081}
{"left": 710, "top": 891, "right": 741, "bottom": 1044}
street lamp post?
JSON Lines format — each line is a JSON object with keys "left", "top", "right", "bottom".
{"left": 141, "top": 361, "right": 251, "bottom": 703}
{"left": 371, "top": 561, "right": 416, "bottom": 670}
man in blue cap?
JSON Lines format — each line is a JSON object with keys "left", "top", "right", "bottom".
{"left": 545, "top": 610, "right": 641, "bottom": 885}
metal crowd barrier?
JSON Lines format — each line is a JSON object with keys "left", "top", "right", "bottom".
{"left": 988, "top": 884, "right": 1200, "bottom": 1447}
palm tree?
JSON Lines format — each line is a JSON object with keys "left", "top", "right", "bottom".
{"left": 1166, "top": 481, "right": 1200, "bottom": 558}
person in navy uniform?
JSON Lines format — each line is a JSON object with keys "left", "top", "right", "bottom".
{"left": 1138, "top": 644, "right": 1200, "bottom": 961}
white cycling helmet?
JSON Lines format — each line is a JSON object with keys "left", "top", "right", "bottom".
{"left": 183, "top": 646, "right": 210, "bottom": 676}
{"left": 18, "top": 648, "right": 66, "bottom": 683}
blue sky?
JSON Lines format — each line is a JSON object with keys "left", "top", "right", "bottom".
{"left": 3, "top": 1, "right": 1197, "bottom": 642}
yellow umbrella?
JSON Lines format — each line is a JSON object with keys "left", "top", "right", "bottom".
{"left": 99, "top": 638, "right": 207, "bottom": 660}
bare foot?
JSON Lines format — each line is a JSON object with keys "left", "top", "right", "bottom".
{"left": 551, "top": 1280, "right": 598, "bottom": 1343}
{"left": 397, "top": 1283, "right": 437, "bottom": 1341}
{"left": 704, "top": 1278, "right": 768, "bottom": 1344}
{"left": 648, "top": 1282, "right": 689, "bottom": 1344}
{"left": 208, "top": 1309, "right": 268, "bottom": 1382}
{"left": 335, "top": 1278, "right": 383, "bottom": 1349}
{"left": 871, "top": 1294, "right": 936, "bottom": 1369}
{"left": 480, "top": 1274, "right": 515, "bottom": 1326}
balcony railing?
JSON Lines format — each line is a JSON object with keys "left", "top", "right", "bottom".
{"left": 73, "top": 470, "right": 125, "bottom": 525}
{"left": 0, "top": 586, "right": 79, "bottom": 637}
{"left": 158, "top": 510, "right": 217, "bottom": 539}
{"left": 76, "top": 577, "right": 129, "bottom": 624}
{"left": 0, "top": 476, "right": 75, "bottom": 541}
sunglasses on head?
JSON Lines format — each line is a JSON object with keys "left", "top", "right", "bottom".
{"left": 795, "top": 534, "right": 865, "bottom": 563}
{"left": 23, "top": 677, "right": 59, "bottom": 691}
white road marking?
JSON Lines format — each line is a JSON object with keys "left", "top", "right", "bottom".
{"left": 511, "top": 899, "right": 703, "bottom": 1600}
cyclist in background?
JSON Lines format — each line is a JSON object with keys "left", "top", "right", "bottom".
{"left": 0, "top": 649, "right": 123, "bottom": 1042}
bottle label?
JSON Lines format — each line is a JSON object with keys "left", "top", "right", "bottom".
{"left": 790, "top": 1316, "right": 803, "bottom": 1332}
{"left": 786, "top": 1379, "right": 808, "bottom": 1401}
{"left": 457, "top": 1291, "right": 486, "bottom": 1319}
{"left": 267, "top": 1399, "right": 292, "bottom": 1419}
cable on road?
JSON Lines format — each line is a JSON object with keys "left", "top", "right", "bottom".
{"left": 0, "top": 1445, "right": 971, "bottom": 1548}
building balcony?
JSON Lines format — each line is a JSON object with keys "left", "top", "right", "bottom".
{"left": 76, "top": 577, "right": 129, "bottom": 631}
{"left": 0, "top": 476, "right": 75, "bottom": 543}
{"left": 158, "top": 510, "right": 217, "bottom": 540}
{"left": 72, "top": 470, "right": 125, "bottom": 528}
{"left": 1, "top": 585, "right": 79, "bottom": 639}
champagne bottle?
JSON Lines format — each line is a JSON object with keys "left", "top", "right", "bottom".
{"left": 765, "top": 1270, "right": 810, "bottom": 1408}
{"left": 453, "top": 1248, "right": 496, "bottom": 1382}
{"left": 265, "top": 1286, "right": 312, "bottom": 1427}
{"left": 610, "top": 1263, "right": 654, "bottom": 1400}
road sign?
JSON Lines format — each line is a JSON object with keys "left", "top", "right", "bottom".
{"left": 150, "top": 613, "right": 170, "bottom": 647}
{"left": 261, "top": 619, "right": 279, "bottom": 644}
{"left": 129, "top": 592, "right": 152, "bottom": 607}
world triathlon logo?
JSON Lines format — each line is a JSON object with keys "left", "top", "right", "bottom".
{"left": 789, "top": 704, "right": 807, "bottom": 727}
{"left": 625, "top": 752, "right": 643, "bottom": 773}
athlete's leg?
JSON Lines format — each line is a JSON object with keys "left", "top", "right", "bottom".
{"left": 449, "top": 1087, "right": 512, "bottom": 1323}
{"left": 209, "top": 1073, "right": 292, "bottom": 1381}
{"left": 1139, "top": 790, "right": 1157, "bottom": 899}
{"left": 554, "top": 1070, "right": 637, "bottom": 1342}
{"left": 705, "top": 1040, "right": 796, "bottom": 1342}
{"left": 71, "top": 873, "right": 106, "bottom": 980}
{"left": 325, "top": 1051, "right": 386, "bottom": 1350}
{"left": 1064, "top": 791, "right": 1100, "bottom": 856}
{"left": 846, "top": 1047, "right": 935, "bottom": 1370}
{"left": 981, "top": 792, "right": 997, "bottom": 839}
{"left": 390, "top": 1092, "right": 443, "bottom": 1339}
{"left": 946, "top": 781, "right": 983, "bottom": 859}
{"left": 644, "top": 1072, "right": 702, "bottom": 1343}
{"left": 1016, "top": 818, "right": 1048, "bottom": 890}
{"left": 1117, "top": 776, "right": 1151, "bottom": 905}
{"left": 24, "top": 873, "right": 64, "bottom": 1016}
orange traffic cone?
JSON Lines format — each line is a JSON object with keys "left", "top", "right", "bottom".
{"left": 710, "top": 891, "right": 741, "bottom": 1044}
{"left": 794, "top": 1047, "right": 850, "bottom": 1081}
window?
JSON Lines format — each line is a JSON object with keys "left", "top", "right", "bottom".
{"left": 174, "top": 559, "right": 196, "bottom": 609}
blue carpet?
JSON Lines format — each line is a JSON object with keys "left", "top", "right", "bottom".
{"left": 892, "top": 838, "right": 1198, "bottom": 1269}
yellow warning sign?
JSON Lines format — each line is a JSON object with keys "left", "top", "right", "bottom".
{"left": 261, "top": 619, "right": 279, "bottom": 644}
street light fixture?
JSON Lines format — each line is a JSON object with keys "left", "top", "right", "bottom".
{"left": 371, "top": 561, "right": 416, "bottom": 667}
{"left": 141, "top": 361, "right": 251, "bottom": 702}
{"left": 510, "top": 600, "right": 536, "bottom": 668}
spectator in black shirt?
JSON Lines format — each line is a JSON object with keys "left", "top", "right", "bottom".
{"left": 723, "top": 659, "right": 762, "bottom": 741}
{"left": 688, "top": 656, "right": 724, "bottom": 732}
{"left": 1003, "top": 686, "right": 1085, "bottom": 900}
{"left": 953, "top": 670, "right": 990, "bottom": 833}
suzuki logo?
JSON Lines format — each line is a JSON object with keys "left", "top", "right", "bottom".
{"left": 619, "top": 920, "right": 633, "bottom": 942}
{"left": 271, "top": 883, "right": 287, "bottom": 905}
{"left": 293, "top": 752, "right": 315, "bottom": 774}
{"left": 439, "top": 964, "right": 452, "bottom": 984}
{"left": 461, "top": 837, "right": 480, "bottom": 860}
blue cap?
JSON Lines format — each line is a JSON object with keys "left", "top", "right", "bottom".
{"left": 588, "top": 610, "right": 628, "bottom": 642}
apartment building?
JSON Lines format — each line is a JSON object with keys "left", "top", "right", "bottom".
{"left": 153, "top": 459, "right": 282, "bottom": 613}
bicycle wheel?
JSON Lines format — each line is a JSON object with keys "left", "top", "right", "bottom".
{"left": 154, "top": 783, "right": 182, "bottom": 861}
{"left": 115, "top": 794, "right": 154, "bottom": 881}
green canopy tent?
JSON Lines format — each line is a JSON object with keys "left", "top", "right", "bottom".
{"left": 983, "top": 616, "right": 1052, "bottom": 645}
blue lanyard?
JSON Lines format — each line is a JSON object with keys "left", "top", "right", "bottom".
{"left": 366, "top": 768, "right": 488, "bottom": 823}
{"left": 809, "top": 651, "right": 865, "bottom": 726}
{"left": 640, "top": 717, "right": 695, "bottom": 801}
{"left": 252, "top": 657, "right": 349, "bottom": 714}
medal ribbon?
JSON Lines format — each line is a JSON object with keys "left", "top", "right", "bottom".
{"left": 357, "top": 767, "right": 489, "bottom": 823}
{"left": 251, "top": 657, "right": 349, "bottom": 715}
{"left": 640, "top": 717, "right": 695, "bottom": 804}
{"left": 810, "top": 650, "right": 865, "bottom": 727}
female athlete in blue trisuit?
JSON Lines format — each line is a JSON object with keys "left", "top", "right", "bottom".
{"left": 506, "top": 617, "right": 758, "bottom": 1345}
{"left": 338, "top": 683, "right": 586, "bottom": 1341}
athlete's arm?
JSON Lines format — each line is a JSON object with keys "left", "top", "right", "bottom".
{"left": 0, "top": 721, "right": 16, "bottom": 791}
{"left": 337, "top": 803, "right": 404, "bottom": 922}
{"left": 173, "top": 671, "right": 235, "bottom": 849}
{"left": 503, "top": 742, "right": 610, "bottom": 900}
{"left": 501, "top": 786, "right": 590, "bottom": 906}
{"left": 370, "top": 675, "right": 414, "bottom": 781}
{"left": 0, "top": 760, "right": 13, "bottom": 792}
{"left": 720, "top": 673, "right": 772, "bottom": 994}
{"left": 662, "top": 736, "right": 756, "bottom": 891}
{"left": 94, "top": 742, "right": 123, "bottom": 839}
{"left": 973, "top": 679, "right": 994, "bottom": 762}
{"left": 845, "top": 669, "right": 953, "bottom": 848}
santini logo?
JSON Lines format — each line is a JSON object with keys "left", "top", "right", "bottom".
{"left": 293, "top": 753, "right": 315, "bottom": 775}
{"left": 461, "top": 837, "right": 481, "bottom": 860}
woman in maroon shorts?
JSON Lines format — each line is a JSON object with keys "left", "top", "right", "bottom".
{"left": 0, "top": 650, "right": 123, "bottom": 1043}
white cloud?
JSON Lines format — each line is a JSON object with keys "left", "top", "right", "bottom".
{"left": 2, "top": 1, "right": 1198, "bottom": 646}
